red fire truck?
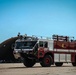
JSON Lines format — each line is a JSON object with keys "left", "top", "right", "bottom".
{"left": 13, "top": 34, "right": 76, "bottom": 67}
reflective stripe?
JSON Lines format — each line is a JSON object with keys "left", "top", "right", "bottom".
{"left": 57, "top": 49, "right": 69, "bottom": 52}
{"left": 69, "top": 50, "right": 75, "bottom": 52}
{"left": 54, "top": 49, "right": 76, "bottom": 52}
{"left": 54, "top": 49, "right": 57, "bottom": 51}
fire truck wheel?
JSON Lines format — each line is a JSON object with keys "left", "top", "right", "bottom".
{"left": 23, "top": 58, "right": 36, "bottom": 67}
{"left": 40, "top": 55, "right": 52, "bottom": 67}
{"left": 72, "top": 62, "right": 76, "bottom": 66}
{"left": 55, "top": 62, "right": 63, "bottom": 66}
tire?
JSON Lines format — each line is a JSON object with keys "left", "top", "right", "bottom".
{"left": 40, "top": 55, "right": 53, "bottom": 67}
{"left": 55, "top": 62, "right": 63, "bottom": 66}
{"left": 23, "top": 58, "right": 36, "bottom": 67}
{"left": 72, "top": 62, "right": 76, "bottom": 66}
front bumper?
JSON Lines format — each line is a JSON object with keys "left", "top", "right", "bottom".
{"left": 13, "top": 49, "right": 34, "bottom": 59}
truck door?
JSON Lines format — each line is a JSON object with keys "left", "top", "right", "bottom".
{"left": 33, "top": 43, "right": 38, "bottom": 55}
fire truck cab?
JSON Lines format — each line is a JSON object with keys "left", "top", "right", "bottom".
{"left": 13, "top": 34, "right": 76, "bottom": 67}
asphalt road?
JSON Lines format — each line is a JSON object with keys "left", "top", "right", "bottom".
{"left": 0, "top": 63, "right": 76, "bottom": 75}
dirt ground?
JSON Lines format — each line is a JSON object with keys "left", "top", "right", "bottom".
{"left": 0, "top": 63, "right": 76, "bottom": 75}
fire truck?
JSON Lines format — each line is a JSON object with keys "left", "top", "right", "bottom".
{"left": 13, "top": 34, "right": 76, "bottom": 67}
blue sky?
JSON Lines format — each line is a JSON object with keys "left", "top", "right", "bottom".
{"left": 0, "top": 0, "right": 76, "bottom": 43}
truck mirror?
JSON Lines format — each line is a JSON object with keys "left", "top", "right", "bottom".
{"left": 11, "top": 44, "right": 15, "bottom": 49}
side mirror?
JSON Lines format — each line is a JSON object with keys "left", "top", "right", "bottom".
{"left": 11, "top": 44, "right": 15, "bottom": 49}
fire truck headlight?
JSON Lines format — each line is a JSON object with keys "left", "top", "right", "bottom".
{"left": 15, "top": 50, "right": 18, "bottom": 53}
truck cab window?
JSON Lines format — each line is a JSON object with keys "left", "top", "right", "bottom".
{"left": 44, "top": 42, "right": 48, "bottom": 48}
{"left": 39, "top": 41, "right": 43, "bottom": 47}
{"left": 39, "top": 41, "right": 48, "bottom": 48}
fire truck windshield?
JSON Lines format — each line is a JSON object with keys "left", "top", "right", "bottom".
{"left": 15, "top": 41, "right": 37, "bottom": 49}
